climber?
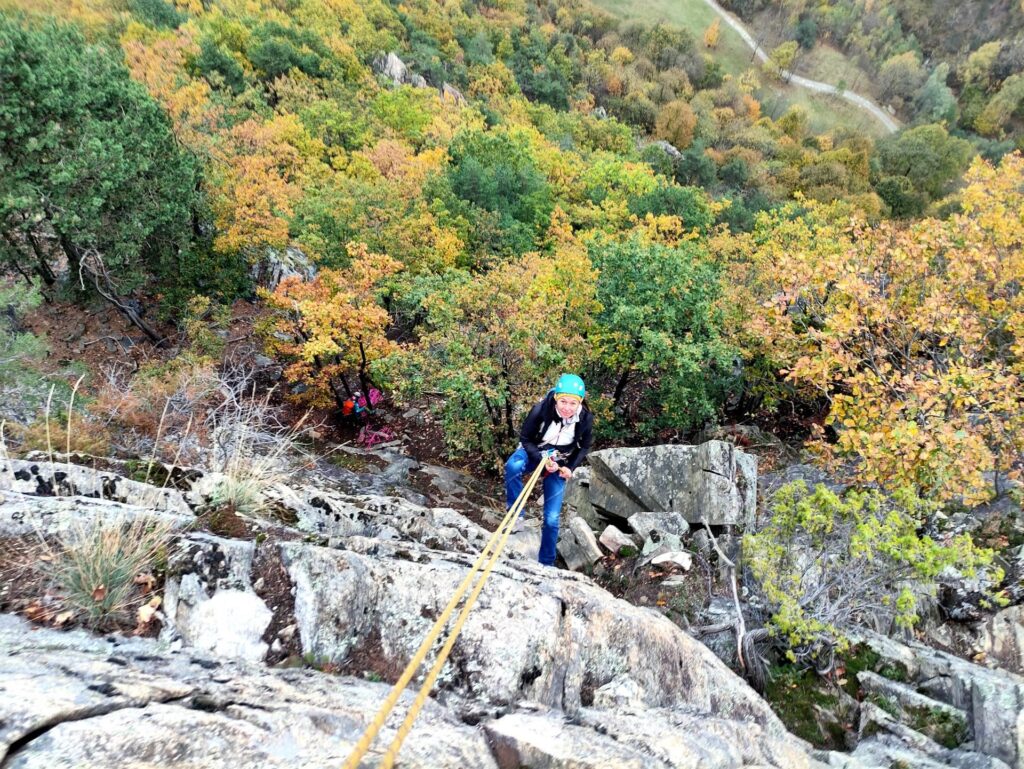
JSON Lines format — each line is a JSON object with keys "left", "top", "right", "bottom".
{"left": 505, "top": 373, "right": 593, "bottom": 566}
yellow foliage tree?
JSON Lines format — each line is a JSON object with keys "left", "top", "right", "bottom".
{"left": 654, "top": 99, "right": 697, "bottom": 150}
{"left": 736, "top": 154, "right": 1024, "bottom": 504}
{"left": 703, "top": 18, "right": 721, "bottom": 49}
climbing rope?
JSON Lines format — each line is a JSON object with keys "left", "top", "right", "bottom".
{"left": 342, "top": 456, "right": 549, "bottom": 769}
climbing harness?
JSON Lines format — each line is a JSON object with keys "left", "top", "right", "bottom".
{"left": 341, "top": 453, "right": 555, "bottom": 769}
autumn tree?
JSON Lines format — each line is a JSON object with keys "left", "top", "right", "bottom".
{"left": 400, "top": 212, "right": 598, "bottom": 462}
{"left": 703, "top": 18, "right": 720, "bottom": 49}
{"left": 975, "top": 74, "right": 1024, "bottom": 137}
{"left": 213, "top": 114, "right": 323, "bottom": 256}
{"left": 766, "top": 41, "right": 798, "bottom": 82}
{"left": 654, "top": 99, "right": 697, "bottom": 150}
{"left": 261, "top": 242, "right": 402, "bottom": 409}
{"left": 737, "top": 154, "right": 1024, "bottom": 504}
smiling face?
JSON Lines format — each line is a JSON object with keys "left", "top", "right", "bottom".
{"left": 555, "top": 395, "right": 581, "bottom": 419}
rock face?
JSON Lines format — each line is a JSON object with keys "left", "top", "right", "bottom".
{"left": 11, "top": 450, "right": 1024, "bottom": 769}
{"left": 850, "top": 628, "right": 1024, "bottom": 769}
{"left": 0, "top": 614, "right": 496, "bottom": 769}
{"left": 374, "top": 51, "right": 409, "bottom": 84}
{"left": 277, "top": 536, "right": 783, "bottom": 725}
{"left": 0, "top": 611, "right": 836, "bottom": 769}
{"left": 0, "top": 454, "right": 843, "bottom": 768}
{"left": 979, "top": 607, "right": 1024, "bottom": 675}
{"left": 250, "top": 245, "right": 316, "bottom": 290}
{"left": 586, "top": 441, "right": 756, "bottom": 527}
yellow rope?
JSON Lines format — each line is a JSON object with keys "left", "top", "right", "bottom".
{"left": 342, "top": 457, "right": 549, "bottom": 769}
{"left": 378, "top": 459, "right": 536, "bottom": 768}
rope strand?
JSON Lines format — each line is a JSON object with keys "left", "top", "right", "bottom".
{"left": 341, "top": 458, "right": 548, "bottom": 769}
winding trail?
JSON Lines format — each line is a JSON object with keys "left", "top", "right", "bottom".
{"left": 702, "top": 0, "right": 901, "bottom": 133}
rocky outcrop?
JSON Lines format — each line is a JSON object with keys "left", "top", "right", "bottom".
{"left": 374, "top": 51, "right": 409, "bottom": 85}
{"left": 442, "top": 82, "right": 466, "bottom": 105}
{"left": 276, "top": 535, "right": 782, "bottom": 725}
{"left": 5, "top": 451, "right": 1022, "bottom": 769}
{"left": 978, "top": 607, "right": 1024, "bottom": 675}
{"left": 0, "top": 490, "right": 193, "bottom": 539}
{"left": 0, "top": 611, "right": 840, "bottom": 769}
{"left": 485, "top": 706, "right": 820, "bottom": 769}
{"left": 0, "top": 458, "right": 191, "bottom": 515}
{"left": 849, "top": 629, "right": 1024, "bottom": 769}
{"left": 250, "top": 245, "right": 316, "bottom": 291}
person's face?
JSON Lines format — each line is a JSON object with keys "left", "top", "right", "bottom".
{"left": 555, "top": 396, "right": 580, "bottom": 418}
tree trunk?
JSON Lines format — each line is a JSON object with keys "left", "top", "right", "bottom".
{"left": 1, "top": 232, "right": 38, "bottom": 288}
{"left": 612, "top": 367, "right": 631, "bottom": 410}
{"left": 504, "top": 395, "right": 516, "bottom": 439}
{"left": 25, "top": 231, "right": 56, "bottom": 286}
{"left": 77, "top": 248, "right": 168, "bottom": 347}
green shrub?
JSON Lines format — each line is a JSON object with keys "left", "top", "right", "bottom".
{"left": 745, "top": 481, "right": 1000, "bottom": 662}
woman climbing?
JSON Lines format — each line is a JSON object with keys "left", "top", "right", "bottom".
{"left": 505, "top": 374, "right": 594, "bottom": 567}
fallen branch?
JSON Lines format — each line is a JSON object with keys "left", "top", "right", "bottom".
{"left": 695, "top": 620, "right": 734, "bottom": 635}
{"left": 78, "top": 249, "right": 168, "bottom": 348}
{"left": 700, "top": 517, "right": 747, "bottom": 670}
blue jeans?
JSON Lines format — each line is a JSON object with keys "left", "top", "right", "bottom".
{"left": 505, "top": 447, "right": 566, "bottom": 566}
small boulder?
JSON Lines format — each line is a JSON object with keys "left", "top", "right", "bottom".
{"left": 592, "top": 674, "right": 643, "bottom": 709}
{"left": 183, "top": 589, "right": 272, "bottom": 662}
{"left": 627, "top": 511, "right": 690, "bottom": 555}
{"left": 649, "top": 551, "right": 692, "bottom": 571}
{"left": 599, "top": 525, "right": 636, "bottom": 555}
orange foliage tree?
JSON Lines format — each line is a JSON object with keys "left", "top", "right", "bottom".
{"left": 261, "top": 242, "right": 402, "bottom": 409}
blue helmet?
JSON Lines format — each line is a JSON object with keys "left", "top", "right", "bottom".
{"left": 554, "top": 373, "right": 586, "bottom": 400}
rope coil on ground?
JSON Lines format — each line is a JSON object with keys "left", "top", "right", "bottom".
{"left": 342, "top": 458, "right": 548, "bottom": 769}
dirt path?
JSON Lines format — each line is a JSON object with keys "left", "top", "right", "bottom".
{"left": 703, "top": 0, "right": 900, "bottom": 133}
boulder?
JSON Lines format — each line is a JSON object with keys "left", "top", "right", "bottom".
{"left": 587, "top": 441, "right": 756, "bottom": 527}
{"left": 562, "top": 467, "right": 602, "bottom": 531}
{"left": 179, "top": 589, "right": 272, "bottom": 662}
{"left": 558, "top": 516, "right": 603, "bottom": 571}
{"left": 649, "top": 551, "right": 693, "bottom": 571}
{"left": 761, "top": 463, "right": 848, "bottom": 499}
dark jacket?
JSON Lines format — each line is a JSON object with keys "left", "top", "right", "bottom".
{"left": 519, "top": 392, "right": 594, "bottom": 471}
